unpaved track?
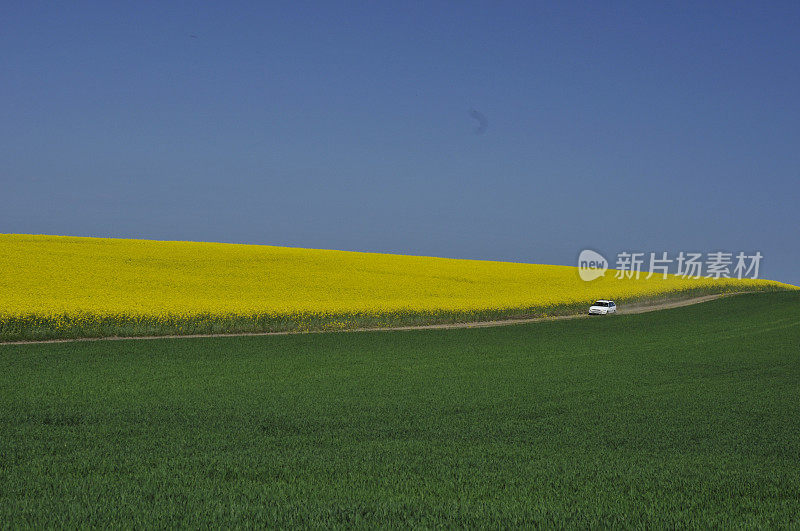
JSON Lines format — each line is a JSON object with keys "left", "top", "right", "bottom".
{"left": 0, "top": 292, "right": 742, "bottom": 346}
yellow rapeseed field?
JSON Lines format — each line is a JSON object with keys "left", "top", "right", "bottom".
{"left": 0, "top": 234, "right": 794, "bottom": 340}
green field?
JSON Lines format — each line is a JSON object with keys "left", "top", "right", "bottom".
{"left": 1, "top": 292, "right": 799, "bottom": 527}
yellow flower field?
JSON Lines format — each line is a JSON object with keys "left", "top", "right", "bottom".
{"left": 0, "top": 234, "right": 794, "bottom": 340}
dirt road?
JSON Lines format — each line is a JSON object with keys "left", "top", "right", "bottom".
{"left": 0, "top": 292, "right": 744, "bottom": 346}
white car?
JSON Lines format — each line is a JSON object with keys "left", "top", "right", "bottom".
{"left": 589, "top": 299, "right": 617, "bottom": 315}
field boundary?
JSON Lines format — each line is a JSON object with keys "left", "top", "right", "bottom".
{"left": 0, "top": 292, "right": 744, "bottom": 346}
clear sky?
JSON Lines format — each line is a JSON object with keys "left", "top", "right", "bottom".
{"left": 2, "top": 2, "right": 799, "bottom": 284}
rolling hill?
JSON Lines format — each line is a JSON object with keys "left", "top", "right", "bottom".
{"left": 0, "top": 234, "right": 794, "bottom": 340}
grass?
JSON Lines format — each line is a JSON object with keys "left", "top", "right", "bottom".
{"left": 1, "top": 291, "right": 799, "bottom": 526}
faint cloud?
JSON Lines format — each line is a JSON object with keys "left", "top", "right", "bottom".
{"left": 469, "top": 109, "right": 488, "bottom": 135}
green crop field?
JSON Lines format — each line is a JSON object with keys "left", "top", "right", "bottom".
{"left": 1, "top": 292, "right": 799, "bottom": 527}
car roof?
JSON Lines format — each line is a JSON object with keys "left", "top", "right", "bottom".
{"left": 594, "top": 299, "right": 614, "bottom": 303}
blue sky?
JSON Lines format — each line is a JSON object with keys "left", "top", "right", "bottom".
{"left": 2, "top": 2, "right": 799, "bottom": 283}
